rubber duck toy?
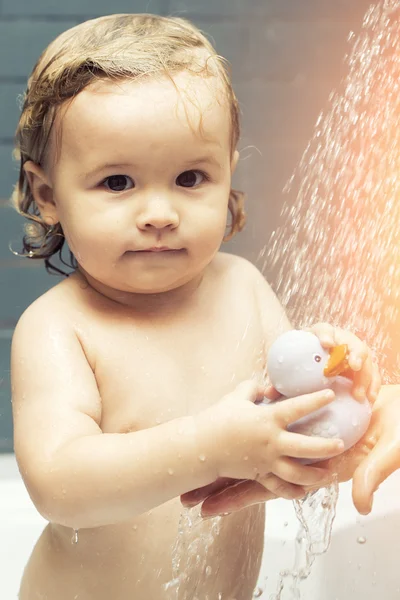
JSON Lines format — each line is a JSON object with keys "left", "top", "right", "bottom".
{"left": 266, "top": 329, "right": 372, "bottom": 464}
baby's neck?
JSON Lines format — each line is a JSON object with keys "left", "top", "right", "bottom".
{"left": 73, "top": 267, "right": 207, "bottom": 316}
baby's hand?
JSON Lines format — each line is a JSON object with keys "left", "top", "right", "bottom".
{"left": 198, "top": 380, "right": 344, "bottom": 486}
{"left": 306, "top": 322, "right": 381, "bottom": 403}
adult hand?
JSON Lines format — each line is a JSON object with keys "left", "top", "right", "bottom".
{"left": 351, "top": 384, "right": 400, "bottom": 514}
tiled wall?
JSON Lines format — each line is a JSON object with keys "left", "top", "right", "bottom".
{"left": 0, "top": 0, "right": 372, "bottom": 451}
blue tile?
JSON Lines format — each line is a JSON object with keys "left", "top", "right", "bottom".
{"left": 190, "top": 19, "right": 249, "bottom": 79}
{"left": 0, "top": 266, "right": 58, "bottom": 325}
{"left": 0, "top": 20, "right": 78, "bottom": 78}
{"left": 247, "top": 21, "right": 352, "bottom": 82}
{"left": 2, "top": 0, "right": 166, "bottom": 16}
{"left": 0, "top": 144, "right": 18, "bottom": 199}
{"left": 0, "top": 335, "right": 13, "bottom": 452}
{"left": 235, "top": 80, "right": 334, "bottom": 145}
{"left": 0, "top": 84, "right": 25, "bottom": 140}
{"left": 0, "top": 204, "right": 26, "bottom": 261}
{"left": 169, "top": 0, "right": 371, "bottom": 20}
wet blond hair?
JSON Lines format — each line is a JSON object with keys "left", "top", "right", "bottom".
{"left": 11, "top": 13, "right": 246, "bottom": 275}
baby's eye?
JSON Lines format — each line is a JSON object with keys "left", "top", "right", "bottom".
{"left": 103, "top": 175, "right": 134, "bottom": 192}
{"left": 176, "top": 170, "right": 207, "bottom": 188}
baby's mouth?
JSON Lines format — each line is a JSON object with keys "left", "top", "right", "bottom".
{"left": 127, "top": 247, "right": 186, "bottom": 255}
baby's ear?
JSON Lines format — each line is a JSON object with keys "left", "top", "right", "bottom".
{"left": 23, "top": 161, "right": 59, "bottom": 225}
{"left": 231, "top": 150, "right": 239, "bottom": 174}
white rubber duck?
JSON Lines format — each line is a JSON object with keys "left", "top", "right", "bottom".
{"left": 266, "top": 329, "right": 372, "bottom": 464}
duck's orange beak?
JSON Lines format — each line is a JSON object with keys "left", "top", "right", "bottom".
{"left": 323, "top": 344, "right": 350, "bottom": 377}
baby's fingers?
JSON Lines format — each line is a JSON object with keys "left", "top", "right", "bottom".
{"left": 273, "top": 389, "right": 336, "bottom": 425}
{"left": 279, "top": 430, "right": 344, "bottom": 460}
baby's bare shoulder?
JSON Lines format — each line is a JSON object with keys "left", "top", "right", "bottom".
{"left": 214, "top": 252, "right": 264, "bottom": 282}
{"left": 214, "top": 253, "right": 291, "bottom": 337}
{"left": 16, "top": 272, "right": 87, "bottom": 329}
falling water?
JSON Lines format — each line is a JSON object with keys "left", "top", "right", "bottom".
{"left": 164, "top": 507, "right": 222, "bottom": 599}
{"left": 269, "top": 481, "right": 339, "bottom": 600}
{"left": 257, "top": 1, "right": 400, "bottom": 597}
{"left": 260, "top": 0, "right": 400, "bottom": 384}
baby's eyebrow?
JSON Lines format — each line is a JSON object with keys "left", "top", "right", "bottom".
{"left": 81, "top": 156, "right": 222, "bottom": 180}
{"left": 183, "top": 156, "right": 222, "bottom": 169}
{"left": 82, "top": 163, "right": 133, "bottom": 180}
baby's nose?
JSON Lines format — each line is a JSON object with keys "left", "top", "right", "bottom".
{"left": 137, "top": 197, "right": 179, "bottom": 230}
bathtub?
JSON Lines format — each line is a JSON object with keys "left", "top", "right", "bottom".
{"left": 1, "top": 453, "right": 399, "bottom": 599}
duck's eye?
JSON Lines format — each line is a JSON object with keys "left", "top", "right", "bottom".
{"left": 313, "top": 354, "right": 322, "bottom": 363}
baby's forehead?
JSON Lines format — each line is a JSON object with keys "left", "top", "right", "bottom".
{"left": 56, "top": 73, "right": 230, "bottom": 155}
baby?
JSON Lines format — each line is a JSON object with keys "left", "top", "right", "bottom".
{"left": 10, "top": 14, "right": 379, "bottom": 600}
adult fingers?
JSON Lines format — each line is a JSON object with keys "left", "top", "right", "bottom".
{"left": 305, "top": 322, "right": 336, "bottom": 346}
{"left": 201, "top": 480, "right": 276, "bottom": 517}
{"left": 352, "top": 437, "right": 400, "bottom": 515}
{"left": 351, "top": 350, "right": 374, "bottom": 401}
{"left": 181, "top": 478, "right": 239, "bottom": 508}
{"left": 365, "top": 361, "right": 381, "bottom": 404}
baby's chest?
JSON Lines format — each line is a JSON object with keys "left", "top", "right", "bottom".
{"left": 91, "top": 312, "right": 266, "bottom": 433}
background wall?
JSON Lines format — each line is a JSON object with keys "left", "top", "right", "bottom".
{"left": 0, "top": 0, "right": 372, "bottom": 451}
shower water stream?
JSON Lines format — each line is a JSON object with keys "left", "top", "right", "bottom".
{"left": 262, "top": 0, "right": 400, "bottom": 383}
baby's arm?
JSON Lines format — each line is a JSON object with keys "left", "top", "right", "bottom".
{"left": 13, "top": 287, "right": 343, "bottom": 529}
{"left": 11, "top": 303, "right": 219, "bottom": 530}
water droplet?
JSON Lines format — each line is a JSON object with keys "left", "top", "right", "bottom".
{"left": 168, "top": 468, "right": 174, "bottom": 475}
{"left": 206, "top": 565, "right": 212, "bottom": 577}
{"left": 71, "top": 530, "right": 79, "bottom": 544}
{"left": 357, "top": 536, "right": 367, "bottom": 544}
{"left": 278, "top": 355, "right": 284, "bottom": 364}
{"left": 199, "top": 454, "right": 206, "bottom": 462}
{"left": 253, "top": 587, "right": 263, "bottom": 598}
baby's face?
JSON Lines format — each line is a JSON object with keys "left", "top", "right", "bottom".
{"left": 45, "top": 72, "right": 237, "bottom": 297}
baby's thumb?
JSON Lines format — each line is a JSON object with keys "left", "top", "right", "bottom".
{"left": 263, "top": 385, "right": 282, "bottom": 402}
{"left": 236, "top": 380, "right": 268, "bottom": 403}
